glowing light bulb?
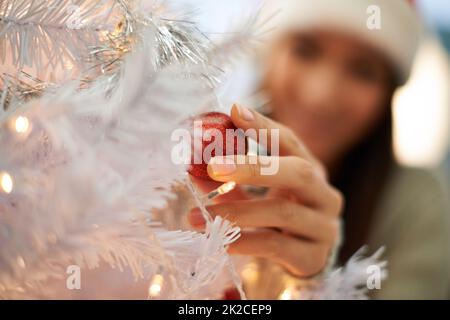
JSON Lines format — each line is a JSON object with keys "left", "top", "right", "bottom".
{"left": 279, "top": 288, "right": 293, "bottom": 300}
{"left": 241, "top": 263, "right": 259, "bottom": 284}
{"left": 204, "top": 181, "right": 236, "bottom": 200}
{"left": 148, "top": 274, "right": 164, "bottom": 298}
{"left": 0, "top": 171, "right": 13, "bottom": 194}
{"left": 14, "top": 116, "right": 30, "bottom": 133}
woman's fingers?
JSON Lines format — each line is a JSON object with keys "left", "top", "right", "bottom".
{"left": 230, "top": 104, "right": 326, "bottom": 178}
{"left": 188, "top": 198, "right": 339, "bottom": 244}
{"left": 186, "top": 105, "right": 344, "bottom": 278}
{"left": 231, "top": 104, "right": 307, "bottom": 158}
{"left": 207, "top": 155, "right": 343, "bottom": 213}
{"left": 228, "top": 229, "right": 330, "bottom": 277}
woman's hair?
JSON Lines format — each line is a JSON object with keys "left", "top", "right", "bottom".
{"left": 331, "top": 83, "right": 397, "bottom": 263}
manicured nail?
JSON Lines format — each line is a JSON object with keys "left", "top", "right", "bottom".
{"left": 189, "top": 207, "right": 206, "bottom": 226}
{"left": 209, "top": 157, "right": 237, "bottom": 176}
{"left": 235, "top": 104, "right": 254, "bottom": 122}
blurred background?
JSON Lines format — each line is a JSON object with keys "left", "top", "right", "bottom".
{"left": 178, "top": 0, "right": 450, "bottom": 169}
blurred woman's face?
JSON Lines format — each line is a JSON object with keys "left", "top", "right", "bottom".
{"left": 264, "top": 30, "right": 393, "bottom": 167}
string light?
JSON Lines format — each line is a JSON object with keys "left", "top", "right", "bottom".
{"left": 279, "top": 287, "right": 294, "bottom": 300}
{"left": 0, "top": 171, "right": 13, "bottom": 194}
{"left": 14, "top": 116, "right": 30, "bottom": 133}
{"left": 148, "top": 274, "right": 164, "bottom": 298}
{"left": 204, "top": 181, "right": 236, "bottom": 200}
{"left": 240, "top": 262, "right": 259, "bottom": 284}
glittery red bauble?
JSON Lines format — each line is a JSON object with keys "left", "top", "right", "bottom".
{"left": 188, "top": 112, "right": 247, "bottom": 180}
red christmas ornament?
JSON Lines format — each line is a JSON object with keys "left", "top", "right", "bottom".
{"left": 188, "top": 112, "right": 247, "bottom": 180}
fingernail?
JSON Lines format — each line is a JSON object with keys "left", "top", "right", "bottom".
{"left": 209, "top": 157, "right": 237, "bottom": 176}
{"left": 235, "top": 104, "right": 254, "bottom": 122}
{"left": 189, "top": 207, "right": 206, "bottom": 226}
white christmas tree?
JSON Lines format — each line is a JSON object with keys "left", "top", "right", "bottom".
{"left": 0, "top": 0, "right": 386, "bottom": 300}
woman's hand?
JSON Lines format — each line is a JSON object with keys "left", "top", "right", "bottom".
{"left": 188, "top": 104, "right": 343, "bottom": 278}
